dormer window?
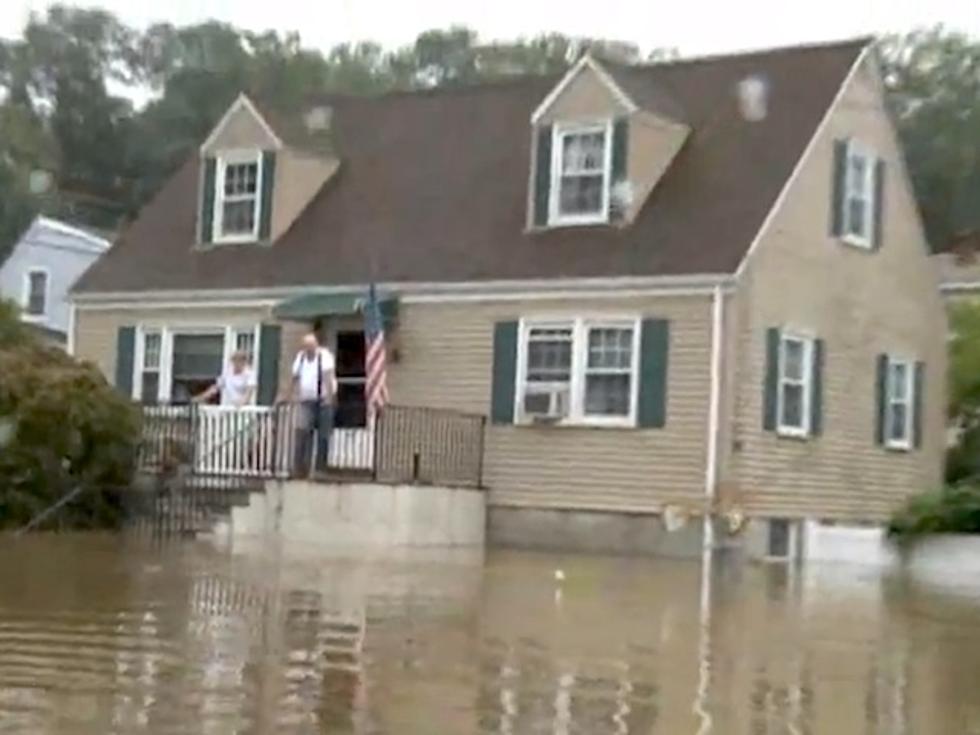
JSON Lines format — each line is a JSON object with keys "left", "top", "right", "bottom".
{"left": 215, "top": 151, "right": 262, "bottom": 242}
{"left": 550, "top": 122, "right": 612, "bottom": 225}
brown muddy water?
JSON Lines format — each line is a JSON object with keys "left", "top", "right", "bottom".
{"left": 0, "top": 534, "right": 977, "bottom": 734}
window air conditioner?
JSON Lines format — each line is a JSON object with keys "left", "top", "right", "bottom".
{"left": 523, "top": 385, "right": 569, "bottom": 423}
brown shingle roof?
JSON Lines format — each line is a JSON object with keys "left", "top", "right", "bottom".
{"left": 74, "top": 38, "right": 869, "bottom": 294}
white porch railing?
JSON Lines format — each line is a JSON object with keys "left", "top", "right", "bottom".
{"left": 141, "top": 405, "right": 374, "bottom": 478}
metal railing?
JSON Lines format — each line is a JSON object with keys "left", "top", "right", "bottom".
{"left": 374, "top": 405, "right": 486, "bottom": 488}
{"left": 138, "top": 403, "right": 486, "bottom": 488}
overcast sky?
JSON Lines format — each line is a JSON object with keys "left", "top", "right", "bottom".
{"left": 1, "top": 0, "right": 978, "bottom": 55}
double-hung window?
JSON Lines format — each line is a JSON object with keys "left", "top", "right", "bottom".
{"left": 550, "top": 123, "right": 611, "bottom": 225}
{"left": 519, "top": 318, "right": 638, "bottom": 426}
{"left": 139, "top": 331, "right": 162, "bottom": 405}
{"left": 843, "top": 141, "right": 874, "bottom": 247}
{"left": 777, "top": 333, "right": 813, "bottom": 436}
{"left": 23, "top": 268, "right": 48, "bottom": 318}
{"left": 215, "top": 152, "right": 261, "bottom": 242}
{"left": 885, "top": 359, "right": 913, "bottom": 449}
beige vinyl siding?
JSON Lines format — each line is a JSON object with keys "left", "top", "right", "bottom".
{"left": 627, "top": 110, "right": 690, "bottom": 222}
{"left": 388, "top": 294, "right": 713, "bottom": 513}
{"left": 727, "top": 57, "right": 946, "bottom": 521}
{"left": 270, "top": 149, "right": 338, "bottom": 242}
{"left": 203, "top": 105, "right": 278, "bottom": 153}
{"left": 74, "top": 305, "right": 273, "bottom": 388}
{"left": 536, "top": 67, "right": 631, "bottom": 124}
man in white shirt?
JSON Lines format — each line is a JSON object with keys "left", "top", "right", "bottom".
{"left": 194, "top": 351, "right": 257, "bottom": 406}
{"left": 288, "top": 333, "right": 337, "bottom": 475}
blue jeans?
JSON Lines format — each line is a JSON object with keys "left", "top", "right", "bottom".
{"left": 295, "top": 401, "right": 333, "bottom": 476}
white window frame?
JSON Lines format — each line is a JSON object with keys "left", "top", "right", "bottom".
{"left": 842, "top": 139, "right": 875, "bottom": 249}
{"left": 133, "top": 325, "right": 260, "bottom": 404}
{"left": 515, "top": 316, "right": 641, "bottom": 428}
{"left": 213, "top": 150, "right": 263, "bottom": 244}
{"left": 885, "top": 357, "right": 914, "bottom": 451}
{"left": 549, "top": 121, "right": 613, "bottom": 226}
{"left": 21, "top": 267, "right": 50, "bottom": 321}
{"left": 135, "top": 328, "right": 163, "bottom": 404}
{"left": 776, "top": 331, "right": 813, "bottom": 438}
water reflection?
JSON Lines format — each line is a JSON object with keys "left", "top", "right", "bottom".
{"left": 0, "top": 534, "right": 977, "bottom": 733}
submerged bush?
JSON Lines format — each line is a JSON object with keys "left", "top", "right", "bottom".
{"left": 0, "top": 301, "right": 139, "bottom": 530}
{"left": 887, "top": 484, "right": 980, "bottom": 544}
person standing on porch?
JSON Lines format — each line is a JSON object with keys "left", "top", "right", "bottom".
{"left": 288, "top": 333, "right": 337, "bottom": 475}
{"left": 193, "top": 350, "right": 257, "bottom": 406}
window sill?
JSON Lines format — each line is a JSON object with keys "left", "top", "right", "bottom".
{"left": 884, "top": 441, "right": 912, "bottom": 453}
{"left": 213, "top": 234, "right": 261, "bottom": 245}
{"left": 547, "top": 213, "right": 610, "bottom": 228}
{"left": 840, "top": 234, "right": 873, "bottom": 250}
{"left": 776, "top": 427, "right": 812, "bottom": 441}
{"left": 20, "top": 313, "right": 46, "bottom": 323}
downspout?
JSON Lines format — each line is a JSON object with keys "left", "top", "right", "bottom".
{"left": 703, "top": 284, "right": 725, "bottom": 549}
{"left": 67, "top": 300, "right": 77, "bottom": 356}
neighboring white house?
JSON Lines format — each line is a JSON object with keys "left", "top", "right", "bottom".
{"left": 0, "top": 216, "right": 111, "bottom": 347}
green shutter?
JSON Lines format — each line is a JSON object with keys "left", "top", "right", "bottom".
{"left": 872, "top": 158, "right": 886, "bottom": 250}
{"left": 610, "top": 118, "right": 629, "bottom": 222}
{"left": 875, "top": 354, "right": 888, "bottom": 445}
{"left": 491, "top": 321, "right": 518, "bottom": 424}
{"left": 201, "top": 157, "right": 217, "bottom": 244}
{"left": 115, "top": 326, "right": 136, "bottom": 398}
{"left": 811, "top": 338, "right": 824, "bottom": 436}
{"left": 763, "top": 328, "right": 780, "bottom": 431}
{"left": 257, "top": 324, "right": 281, "bottom": 405}
{"left": 830, "top": 140, "right": 847, "bottom": 237}
{"left": 259, "top": 150, "right": 276, "bottom": 241}
{"left": 533, "top": 126, "right": 552, "bottom": 227}
{"left": 913, "top": 361, "right": 924, "bottom": 449}
{"left": 638, "top": 319, "right": 669, "bottom": 428}
{"left": 611, "top": 118, "right": 628, "bottom": 184}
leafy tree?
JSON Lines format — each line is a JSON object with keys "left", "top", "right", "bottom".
{"left": 0, "top": 299, "right": 140, "bottom": 530}
{"left": 879, "top": 28, "right": 980, "bottom": 249}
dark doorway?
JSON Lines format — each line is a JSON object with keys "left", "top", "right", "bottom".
{"left": 335, "top": 331, "right": 367, "bottom": 428}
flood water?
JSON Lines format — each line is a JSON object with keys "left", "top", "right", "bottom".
{"left": 0, "top": 535, "right": 978, "bottom": 734}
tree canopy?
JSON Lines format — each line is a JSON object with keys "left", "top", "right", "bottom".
{"left": 0, "top": 7, "right": 976, "bottom": 263}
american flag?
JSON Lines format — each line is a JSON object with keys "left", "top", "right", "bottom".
{"left": 363, "top": 283, "right": 389, "bottom": 417}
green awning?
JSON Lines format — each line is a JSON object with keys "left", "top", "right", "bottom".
{"left": 273, "top": 291, "right": 398, "bottom": 322}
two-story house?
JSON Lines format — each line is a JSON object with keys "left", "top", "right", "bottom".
{"left": 70, "top": 38, "right": 946, "bottom": 557}
{"left": 0, "top": 216, "right": 111, "bottom": 347}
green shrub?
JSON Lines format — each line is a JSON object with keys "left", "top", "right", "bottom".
{"left": 887, "top": 484, "right": 980, "bottom": 544}
{"left": 0, "top": 301, "right": 140, "bottom": 530}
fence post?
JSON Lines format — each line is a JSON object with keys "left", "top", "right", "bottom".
{"left": 476, "top": 415, "right": 487, "bottom": 489}
{"left": 372, "top": 408, "right": 382, "bottom": 482}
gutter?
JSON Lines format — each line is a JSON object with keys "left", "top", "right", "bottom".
{"left": 703, "top": 283, "right": 725, "bottom": 549}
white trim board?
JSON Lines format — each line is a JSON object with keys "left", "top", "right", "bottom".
{"left": 733, "top": 43, "right": 871, "bottom": 280}
{"left": 71, "top": 273, "right": 734, "bottom": 307}
{"left": 200, "top": 93, "right": 284, "bottom": 152}
{"left": 530, "top": 54, "right": 638, "bottom": 124}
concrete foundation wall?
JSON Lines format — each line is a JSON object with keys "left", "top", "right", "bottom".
{"left": 487, "top": 506, "right": 704, "bottom": 557}
{"left": 231, "top": 481, "right": 485, "bottom": 548}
